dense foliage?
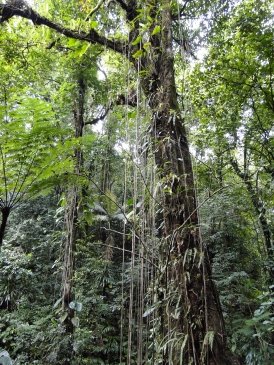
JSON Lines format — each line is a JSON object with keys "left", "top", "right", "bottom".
{"left": 0, "top": 0, "right": 273, "bottom": 364}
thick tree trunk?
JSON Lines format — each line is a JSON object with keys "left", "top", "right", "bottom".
{"left": 0, "top": 206, "right": 11, "bottom": 249}
{"left": 134, "top": 2, "right": 240, "bottom": 364}
{"left": 151, "top": 113, "right": 233, "bottom": 364}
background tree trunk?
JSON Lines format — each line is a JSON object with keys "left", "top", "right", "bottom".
{"left": 60, "top": 76, "right": 85, "bottom": 365}
{"left": 230, "top": 159, "right": 273, "bottom": 260}
{"left": 0, "top": 206, "right": 10, "bottom": 248}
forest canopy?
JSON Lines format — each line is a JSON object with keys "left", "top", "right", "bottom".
{"left": 0, "top": 0, "right": 273, "bottom": 364}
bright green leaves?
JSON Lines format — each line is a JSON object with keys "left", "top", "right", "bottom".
{"left": 187, "top": 5, "right": 274, "bottom": 360}
{"left": 132, "top": 49, "right": 144, "bottom": 59}
{"left": 131, "top": 34, "right": 144, "bottom": 59}
{"left": 131, "top": 35, "right": 142, "bottom": 46}
{"left": 66, "top": 38, "right": 92, "bottom": 59}
{"left": 129, "top": 4, "right": 162, "bottom": 60}
{"left": 0, "top": 94, "right": 73, "bottom": 206}
{"left": 131, "top": 23, "right": 161, "bottom": 45}
{"left": 189, "top": 0, "right": 274, "bottom": 167}
{"left": 9, "top": 97, "right": 55, "bottom": 127}
{"left": 151, "top": 25, "right": 161, "bottom": 36}
{"left": 89, "top": 20, "right": 98, "bottom": 29}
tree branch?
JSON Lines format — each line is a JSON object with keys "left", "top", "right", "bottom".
{"left": 85, "top": 92, "right": 137, "bottom": 126}
{"left": 85, "top": 0, "right": 105, "bottom": 21}
{"left": 230, "top": 157, "right": 246, "bottom": 180}
{"left": 85, "top": 105, "right": 112, "bottom": 126}
{"left": 172, "top": 0, "right": 192, "bottom": 20}
{"left": 0, "top": 2, "right": 126, "bottom": 55}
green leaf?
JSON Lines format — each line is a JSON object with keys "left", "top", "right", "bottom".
{"left": 89, "top": 20, "right": 98, "bottom": 29}
{"left": 132, "top": 49, "right": 143, "bottom": 59}
{"left": 83, "top": 210, "right": 93, "bottom": 225}
{"left": 67, "top": 38, "right": 78, "bottom": 47}
{"left": 127, "top": 111, "right": 137, "bottom": 119}
{"left": 151, "top": 25, "right": 161, "bottom": 36}
{"left": 60, "top": 313, "right": 68, "bottom": 323}
{"left": 131, "top": 35, "right": 142, "bottom": 46}
{"left": 74, "top": 43, "right": 91, "bottom": 58}
{"left": 53, "top": 297, "right": 62, "bottom": 309}
{"left": 143, "top": 42, "right": 151, "bottom": 50}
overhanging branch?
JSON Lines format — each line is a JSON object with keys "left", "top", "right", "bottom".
{"left": 0, "top": 2, "right": 126, "bottom": 54}
{"left": 85, "top": 105, "right": 112, "bottom": 126}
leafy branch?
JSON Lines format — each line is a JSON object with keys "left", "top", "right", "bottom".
{"left": 0, "top": 1, "right": 126, "bottom": 54}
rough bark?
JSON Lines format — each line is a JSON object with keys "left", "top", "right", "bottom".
{"left": 131, "top": 2, "right": 240, "bottom": 364}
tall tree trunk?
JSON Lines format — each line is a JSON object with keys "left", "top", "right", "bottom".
{"left": 60, "top": 76, "right": 85, "bottom": 365}
{"left": 230, "top": 159, "right": 273, "bottom": 259}
{"left": 0, "top": 206, "right": 11, "bottom": 249}
{"left": 133, "top": 2, "right": 240, "bottom": 364}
